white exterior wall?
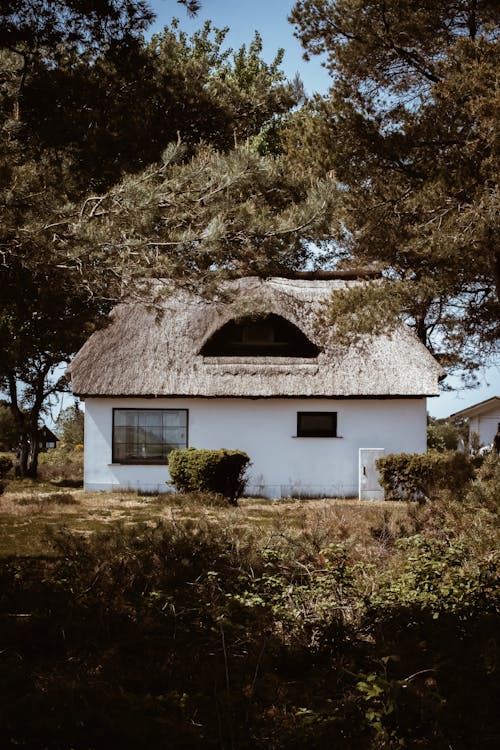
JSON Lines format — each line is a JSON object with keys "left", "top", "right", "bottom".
{"left": 469, "top": 408, "right": 500, "bottom": 447}
{"left": 83, "top": 397, "right": 427, "bottom": 498}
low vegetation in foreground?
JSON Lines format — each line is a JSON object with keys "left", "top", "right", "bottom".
{"left": 0, "top": 458, "right": 499, "bottom": 749}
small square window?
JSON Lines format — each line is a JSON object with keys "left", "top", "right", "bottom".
{"left": 297, "top": 411, "right": 337, "bottom": 438}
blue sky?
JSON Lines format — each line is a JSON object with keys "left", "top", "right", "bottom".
{"left": 149, "top": 0, "right": 332, "bottom": 94}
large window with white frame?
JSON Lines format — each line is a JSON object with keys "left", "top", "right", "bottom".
{"left": 112, "top": 409, "right": 188, "bottom": 464}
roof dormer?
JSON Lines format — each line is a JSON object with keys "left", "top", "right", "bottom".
{"left": 199, "top": 313, "right": 320, "bottom": 358}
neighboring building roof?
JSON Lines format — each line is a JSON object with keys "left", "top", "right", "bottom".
{"left": 38, "top": 426, "right": 59, "bottom": 442}
{"left": 450, "top": 396, "right": 500, "bottom": 420}
{"left": 68, "top": 276, "right": 444, "bottom": 398}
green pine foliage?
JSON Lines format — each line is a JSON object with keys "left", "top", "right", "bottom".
{"left": 0, "top": 402, "right": 21, "bottom": 452}
{"left": 0, "top": 454, "right": 13, "bottom": 494}
{"left": 55, "top": 405, "right": 84, "bottom": 448}
{"left": 289, "top": 0, "right": 500, "bottom": 375}
{"left": 77, "top": 142, "right": 339, "bottom": 289}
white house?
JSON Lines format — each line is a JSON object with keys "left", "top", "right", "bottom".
{"left": 68, "top": 274, "right": 444, "bottom": 499}
{"left": 450, "top": 397, "right": 500, "bottom": 450}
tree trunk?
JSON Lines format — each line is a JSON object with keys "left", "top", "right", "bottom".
{"left": 27, "top": 424, "right": 40, "bottom": 478}
{"left": 16, "top": 425, "right": 40, "bottom": 478}
{"left": 415, "top": 315, "right": 428, "bottom": 346}
{"left": 6, "top": 369, "right": 49, "bottom": 480}
{"left": 17, "top": 437, "right": 30, "bottom": 478}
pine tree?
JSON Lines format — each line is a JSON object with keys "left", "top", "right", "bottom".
{"left": 76, "top": 142, "right": 339, "bottom": 291}
{"left": 289, "top": 0, "right": 499, "bottom": 374}
{"left": 56, "top": 404, "right": 85, "bottom": 448}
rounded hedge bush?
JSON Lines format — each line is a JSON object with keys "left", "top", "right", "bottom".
{"left": 168, "top": 448, "right": 250, "bottom": 505}
{"left": 376, "top": 451, "right": 475, "bottom": 502}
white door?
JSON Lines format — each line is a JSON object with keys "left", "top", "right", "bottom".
{"left": 359, "top": 448, "right": 385, "bottom": 500}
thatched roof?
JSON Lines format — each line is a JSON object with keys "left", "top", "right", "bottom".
{"left": 69, "top": 276, "right": 444, "bottom": 398}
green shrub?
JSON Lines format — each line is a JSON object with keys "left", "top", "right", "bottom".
{"left": 466, "top": 453, "right": 500, "bottom": 511}
{"left": 37, "top": 446, "right": 83, "bottom": 484}
{"left": 0, "top": 455, "right": 13, "bottom": 478}
{"left": 0, "top": 454, "right": 13, "bottom": 493}
{"left": 1, "top": 510, "right": 499, "bottom": 750}
{"left": 376, "top": 451, "right": 474, "bottom": 502}
{"left": 168, "top": 447, "right": 250, "bottom": 505}
{"left": 426, "top": 421, "right": 460, "bottom": 451}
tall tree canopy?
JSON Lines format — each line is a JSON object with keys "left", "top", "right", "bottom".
{"left": 0, "top": 2, "right": 309, "bottom": 475}
{"left": 77, "top": 142, "right": 338, "bottom": 290}
{"left": 289, "top": 0, "right": 499, "bottom": 374}
{"left": 1, "top": 0, "right": 155, "bottom": 474}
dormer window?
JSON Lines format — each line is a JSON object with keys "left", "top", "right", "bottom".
{"left": 200, "top": 314, "right": 320, "bottom": 358}
{"left": 238, "top": 323, "right": 275, "bottom": 345}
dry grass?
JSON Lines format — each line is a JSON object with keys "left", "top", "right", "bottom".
{"left": 0, "top": 482, "right": 413, "bottom": 559}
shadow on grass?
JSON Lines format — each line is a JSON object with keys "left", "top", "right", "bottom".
{"left": 50, "top": 479, "right": 84, "bottom": 488}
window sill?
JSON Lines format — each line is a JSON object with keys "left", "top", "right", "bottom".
{"left": 108, "top": 462, "right": 168, "bottom": 466}
{"left": 292, "top": 435, "right": 343, "bottom": 439}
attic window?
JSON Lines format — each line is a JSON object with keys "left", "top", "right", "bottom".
{"left": 200, "top": 314, "right": 320, "bottom": 358}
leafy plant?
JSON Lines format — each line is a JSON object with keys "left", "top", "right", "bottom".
{"left": 37, "top": 446, "right": 83, "bottom": 484}
{"left": 426, "top": 421, "right": 460, "bottom": 452}
{"left": 0, "top": 497, "right": 499, "bottom": 749}
{"left": 376, "top": 452, "right": 474, "bottom": 502}
{"left": 465, "top": 453, "right": 500, "bottom": 511}
{"left": 168, "top": 447, "right": 250, "bottom": 505}
{"left": 0, "top": 455, "right": 13, "bottom": 478}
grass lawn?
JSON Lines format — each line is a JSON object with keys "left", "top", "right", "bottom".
{"left": 0, "top": 480, "right": 411, "bottom": 558}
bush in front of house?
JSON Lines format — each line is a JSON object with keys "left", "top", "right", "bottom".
{"left": 168, "top": 447, "right": 250, "bottom": 505}
{"left": 376, "top": 451, "right": 475, "bottom": 502}
{"left": 37, "top": 446, "right": 83, "bottom": 486}
{"left": 465, "top": 452, "right": 500, "bottom": 511}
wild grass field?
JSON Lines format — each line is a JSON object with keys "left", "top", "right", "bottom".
{"left": 0, "top": 481, "right": 411, "bottom": 558}
{"left": 0, "top": 459, "right": 499, "bottom": 749}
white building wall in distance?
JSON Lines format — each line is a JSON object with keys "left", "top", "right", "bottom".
{"left": 477, "top": 413, "right": 500, "bottom": 446}
{"left": 83, "top": 397, "right": 427, "bottom": 498}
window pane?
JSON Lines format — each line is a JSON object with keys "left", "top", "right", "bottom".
{"left": 163, "top": 411, "right": 187, "bottom": 427}
{"left": 201, "top": 314, "right": 320, "bottom": 358}
{"left": 113, "top": 443, "right": 127, "bottom": 461}
{"left": 147, "top": 425, "right": 164, "bottom": 440}
{"left": 113, "top": 410, "right": 188, "bottom": 463}
{"left": 297, "top": 412, "right": 337, "bottom": 437}
{"left": 301, "top": 414, "right": 332, "bottom": 432}
{"left": 242, "top": 324, "right": 274, "bottom": 343}
{"left": 141, "top": 412, "right": 162, "bottom": 427}
{"left": 114, "top": 411, "right": 126, "bottom": 427}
